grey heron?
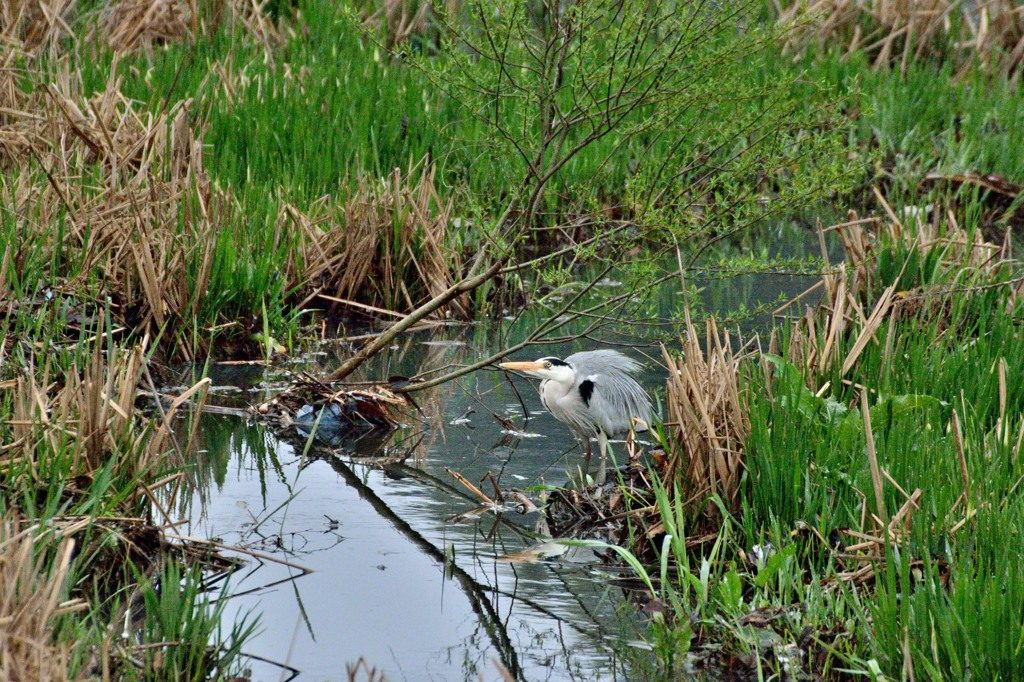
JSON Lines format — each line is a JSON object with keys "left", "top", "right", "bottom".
{"left": 499, "top": 350, "right": 653, "bottom": 482}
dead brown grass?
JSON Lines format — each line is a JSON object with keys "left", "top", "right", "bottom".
{"left": 287, "top": 160, "right": 470, "bottom": 319}
{"left": 0, "top": 336, "right": 222, "bottom": 678}
{"left": 0, "top": 0, "right": 292, "bottom": 362}
{"left": 0, "top": 0, "right": 284, "bottom": 57}
{"left": 4, "top": 334, "right": 208, "bottom": 517}
{"left": 772, "top": 255, "right": 896, "bottom": 383}
{"left": 359, "top": 0, "right": 462, "bottom": 50}
{"left": 94, "top": 0, "right": 286, "bottom": 55}
{"left": 662, "top": 316, "right": 751, "bottom": 519}
{"left": 94, "top": 0, "right": 194, "bottom": 53}
{"left": 775, "top": 0, "right": 1024, "bottom": 79}
{"left": 775, "top": 192, "right": 1019, "bottom": 384}
{"left": 0, "top": 517, "right": 85, "bottom": 682}
{"left": 0, "top": 55, "right": 224, "bottom": 358}
{"left": 0, "top": 0, "right": 77, "bottom": 57}
{"left": 665, "top": 193, "right": 1020, "bottom": 523}
{"left": 3, "top": 2, "right": 469, "bottom": 361}
{"left": 832, "top": 188, "right": 1013, "bottom": 297}
{"left": 0, "top": 335, "right": 218, "bottom": 642}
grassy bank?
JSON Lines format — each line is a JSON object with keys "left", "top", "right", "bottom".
{"left": 633, "top": 12, "right": 1024, "bottom": 676}
{"left": 3, "top": 0, "right": 1019, "bottom": 360}
{"left": 630, "top": 200, "right": 1024, "bottom": 677}
{"left": 0, "top": 320, "right": 253, "bottom": 679}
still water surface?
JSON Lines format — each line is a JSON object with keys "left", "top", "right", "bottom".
{"left": 181, "top": 225, "right": 834, "bottom": 681}
{"left": 189, "top": 352, "right": 647, "bottom": 682}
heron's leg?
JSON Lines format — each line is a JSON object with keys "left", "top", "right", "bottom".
{"left": 582, "top": 435, "right": 593, "bottom": 476}
{"left": 595, "top": 430, "right": 610, "bottom": 485}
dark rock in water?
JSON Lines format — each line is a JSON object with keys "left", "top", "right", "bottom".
{"left": 295, "top": 403, "right": 351, "bottom": 446}
{"left": 294, "top": 395, "right": 398, "bottom": 446}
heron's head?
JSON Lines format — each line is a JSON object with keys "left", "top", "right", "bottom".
{"left": 498, "top": 357, "right": 575, "bottom": 383}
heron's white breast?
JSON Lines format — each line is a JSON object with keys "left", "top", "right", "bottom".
{"left": 539, "top": 376, "right": 593, "bottom": 435}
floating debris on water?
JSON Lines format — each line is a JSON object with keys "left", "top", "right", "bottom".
{"left": 496, "top": 540, "right": 571, "bottom": 563}
{"left": 420, "top": 340, "right": 466, "bottom": 347}
{"left": 253, "top": 376, "right": 410, "bottom": 446}
{"left": 501, "top": 429, "right": 546, "bottom": 438}
{"left": 449, "top": 407, "right": 475, "bottom": 425}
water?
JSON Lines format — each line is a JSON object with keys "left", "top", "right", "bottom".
{"left": 179, "top": 218, "right": 838, "bottom": 681}
{"left": 186, "top": 347, "right": 653, "bottom": 682}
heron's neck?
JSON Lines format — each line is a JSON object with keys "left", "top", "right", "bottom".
{"left": 539, "top": 378, "right": 572, "bottom": 409}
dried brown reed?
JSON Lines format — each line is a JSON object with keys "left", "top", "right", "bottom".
{"left": 832, "top": 471, "right": 928, "bottom": 587}
{"left": 359, "top": 0, "right": 461, "bottom": 50}
{"left": 662, "top": 315, "right": 751, "bottom": 519}
{"left": 0, "top": 517, "right": 85, "bottom": 682}
{"left": 347, "top": 657, "right": 388, "bottom": 682}
{"left": 288, "top": 160, "right": 470, "bottom": 319}
{"left": 821, "top": 395, "right": 974, "bottom": 588}
{"left": 4, "top": 337, "right": 208, "bottom": 515}
{"left": 834, "top": 189, "right": 1013, "bottom": 296}
{"left": 0, "top": 56, "right": 223, "bottom": 358}
{"left": 94, "top": 0, "right": 194, "bottom": 53}
{"left": 779, "top": 194, "right": 1018, "bottom": 382}
{"left": 0, "top": 0, "right": 77, "bottom": 57}
{"left": 775, "top": 0, "right": 1024, "bottom": 79}
{"left": 96, "top": 0, "right": 286, "bottom": 54}
{"left": 0, "top": 338, "right": 218, "bottom": 677}
{"left": 776, "top": 265, "right": 891, "bottom": 380}
{"left": 0, "top": 0, "right": 283, "bottom": 58}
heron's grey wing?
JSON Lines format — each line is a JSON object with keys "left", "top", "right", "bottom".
{"left": 565, "top": 350, "right": 642, "bottom": 377}
{"left": 584, "top": 373, "right": 652, "bottom": 435}
{"left": 569, "top": 351, "right": 652, "bottom": 435}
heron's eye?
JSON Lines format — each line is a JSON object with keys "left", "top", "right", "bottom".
{"left": 543, "top": 361, "right": 551, "bottom": 369}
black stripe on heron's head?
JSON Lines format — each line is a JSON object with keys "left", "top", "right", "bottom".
{"left": 539, "top": 357, "right": 570, "bottom": 367}
{"left": 578, "top": 379, "right": 595, "bottom": 406}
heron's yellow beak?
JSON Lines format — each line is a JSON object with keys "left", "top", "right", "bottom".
{"left": 498, "top": 360, "right": 544, "bottom": 372}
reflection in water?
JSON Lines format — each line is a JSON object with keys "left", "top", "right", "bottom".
{"left": 182, "top": 343, "right": 650, "bottom": 681}
{"left": 178, "top": 222, "right": 837, "bottom": 681}
{"left": 186, "top": 415, "right": 639, "bottom": 681}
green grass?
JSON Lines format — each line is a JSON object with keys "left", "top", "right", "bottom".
{"left": 632, "top": 197, "right": 1024, "bottom": 677}
{"left": 4, "top": 3, "right": 1024, "bottom": 675}
{"left": 77, "top": 3, "right": 451, "bottom": 200}
{"left": 72, "top": 1, "right": 856, "bottom": 214}
{"left": 5, "top": 0, "right": 1016, "bottom": 359}
{"left": 796, "top": 51, "right": 1024, "bottom": 187}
